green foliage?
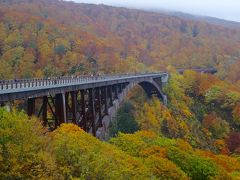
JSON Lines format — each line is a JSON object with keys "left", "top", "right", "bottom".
{"left": 145, "top": 156, "right": 189, "bottom": 179}
{"left": 167, "top": 147, "right": 229, "bottom": 180}
{"left": 205, "top": 86, "right": 224, "bottom": 104}
{"left": 224, "top": 91, "right": 240, "bottom": 109}
{"left": 54, "top": 45, "right": 67, "bottom": 56}
{"left": 153, "top": 137, "right": 177, "bottom": 148}
{"left": 109, "top": 102, "right": 139, "bottom": 137}
{"left": 109, "top": 132, "right": 149, "bottom": 157}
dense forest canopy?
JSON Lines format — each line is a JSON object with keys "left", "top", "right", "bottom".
{"left": 0, "top": 0, "right": 240, "bottom": 85}
{"left": 1, "top": 0, "right": 240, "bottom": 179}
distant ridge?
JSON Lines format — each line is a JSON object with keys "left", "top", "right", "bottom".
{"left": 159, "top": 11, "right": 240, "bottom": 29}
{"left": 0, "top": 0, "right": 240, "bottom": 80}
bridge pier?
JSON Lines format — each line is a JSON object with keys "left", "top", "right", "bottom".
{"left": 27, "top": 98, "right": 35, "bottom": 116}
{"left": 41, "top": 96, "right": 48, "bottom": 126}
{"left": 65, "top": 92, "right": 69, "bottom": 123}
{"left": 55, "top": 93, "right": 67, "bottom": 126}
{"left": 114, "top": 85, "right": 118, "bottom": 99}
{"left": 108, "top": 86, "right": 113, "bottom": 106}
{"left": 103, "top": 86, "right": 108, "bottom": 115}
{"left": 71, "top": 91, "right": 78, "bottom": 124}
{"left": 0, "top": 102, "right": 5, "bottom": 107}
{"left": 80, "top": 90, "right": 87, "bottom": 131}
{"left": 96, "top": 88, "right": 103, "bottom": 127}
{"left": 89, "top": 89, "right": 96, "bottom": 136}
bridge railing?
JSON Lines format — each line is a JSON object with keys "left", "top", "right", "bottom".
{"left": 0, "top": 73, "right": 163, "bottom": 91}
{"left": 0, "top": 76, "right": 106, "bottom": 90}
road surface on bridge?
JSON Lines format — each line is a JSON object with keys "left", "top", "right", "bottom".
{"left": 0, "top": 73, "right": 168, "bottom": 102}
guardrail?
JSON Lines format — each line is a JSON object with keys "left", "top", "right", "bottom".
{"left": 0, "top": 73, "right": 164, "bottom": 91}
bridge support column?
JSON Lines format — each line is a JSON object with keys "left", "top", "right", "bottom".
{"left": 80, "top": 90, "right": 86, "bottom": 130}
{"left": 65, "top": 93, "right": 69, "bottom": 123}
{"left": 103, "top": 86, "right": 108, "bottom": 115}
{"left": 42, "top": 96, "right": 48, "bottom": 126}
{"left": 119, "top": 84, "right": 123, "bottom": 93}
{"left": 71, "top": 91, "right": 77, "bottom": 124}
{"left": 89, "top": 89, "right": 96, "bottom": 136}
{"left": 114, "top": 85, "right": 118, "bottom": 99}
{"left": 27, "top": 98, "right": 35, "bottom": 116}
{"left": 96, "top": 88, "right": 102, "bottom": 127}
{"left": 108, "top": 86, "right": 113, "bottom": 106}
{"left": 55, "top": 93, "right": 67, "bottom": 126}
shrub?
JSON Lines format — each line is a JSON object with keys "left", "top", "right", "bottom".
{"left": 167, "top": 147, "right": 228, "bottom": 180}
{"left": 226, "top": 132, "right": 240, "bottom": 153}
{"left": 202, "top": 112, "right": 230, "bottom": 139}
{"left": 52, "top": 124, "right": 150, "bottom": 179}
{"left": 109, "top": 102, "right": 139, "bottom": 137}
{"left": 109, "top": 132, "right": 149, "bottom": 157}
{"left": 145, "top": 156, "right": 188, "bottom": 180}
{"left": 0, "top": 108, "right": 61, "bottom": 179}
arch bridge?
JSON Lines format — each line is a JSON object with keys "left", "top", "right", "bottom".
{"left": 0, "top": 73, "right": 168, "bottom": 138}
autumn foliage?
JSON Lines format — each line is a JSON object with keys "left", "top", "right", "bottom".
{"left": 1, "top": 0, "right": 240, "bottom": 179}
{"left": 2, "top": 67, "right": 240, "bottom": 179}
{"left": 0, "top": 0, "right": 240, "bottom": 80}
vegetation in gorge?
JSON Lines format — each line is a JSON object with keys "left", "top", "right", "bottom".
{"left": 1, "top": 70, "right": 240, "bottom": 179}
{"left": 115, "top": 69, "right": 240, "bottom": 153}
{"left": 109, "top": 102, "right": 139, "bottom": 137}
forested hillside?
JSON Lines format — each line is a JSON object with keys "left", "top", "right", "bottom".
{"left": 113, "top": 69, "right": 240, "bottom": 151}
{"left": 1, "top": 0, "right": 240, "bottom": 179}
{"left": 0, "top": 0, "right": 240, "bottom": 85}
{"left": 1, "top": 70, "right": 240, "bottom": 179}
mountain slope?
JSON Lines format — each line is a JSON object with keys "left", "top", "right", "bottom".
{"left": 163, "top": 11, "right": 240, "bottom": 29}
{"left": 0, "top": 0, "right": 240, "bottom": 82}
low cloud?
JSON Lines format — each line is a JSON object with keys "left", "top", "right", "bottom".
{"left": 67, "top": 0, "right": 240, "bottom": 22}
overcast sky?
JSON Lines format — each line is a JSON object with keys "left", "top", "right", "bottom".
{"left": 67, "top": 0, "right": 240, "bottom": 22}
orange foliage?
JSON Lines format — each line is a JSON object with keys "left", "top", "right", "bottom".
{"left": 1, "top": 0, "right": 240, "bottom": 78}
{"left": 140, "top": 146, "right": 167, "bottom": 158}
{"left": 214, "top": 139, "right": 230, "bottom": 155}
{"left": 196, "top": 150, "right": 240, "bottom": 173}
{"left": 233, "top": 103, "right": 240, "bottom": 126}
{"left": 197, "top": 74, "right": 221, "bottom": 96}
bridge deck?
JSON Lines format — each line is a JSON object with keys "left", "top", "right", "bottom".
{"left": 0, "top": 73, "right": 167, "bottom": 102}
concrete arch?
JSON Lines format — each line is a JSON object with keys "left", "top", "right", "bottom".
{"left": 138, "top": 80, "right": 165, "bottom": 100}
{"left": 97, "top": 79, "right": 167, "bottom": 138}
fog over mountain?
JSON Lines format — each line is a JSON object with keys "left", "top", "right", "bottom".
{"left": 66, "top": 0, "right": 240, "bottom": 22}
